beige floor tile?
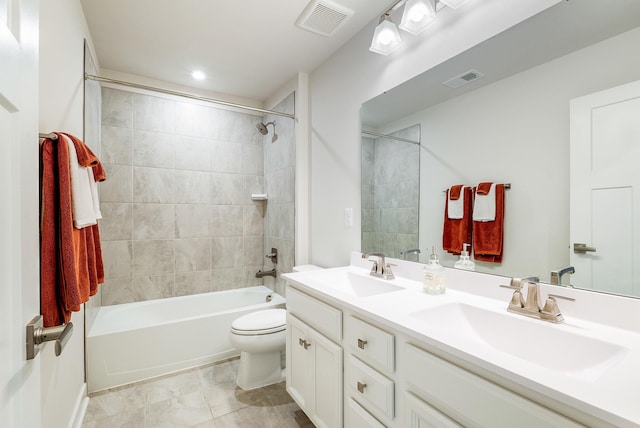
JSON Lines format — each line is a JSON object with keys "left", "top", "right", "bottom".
{"left": 82, "top": 359, "right": 309, "bottom": 428}
{"left": 146, "top": 390, "right": 213, "bottom": 428}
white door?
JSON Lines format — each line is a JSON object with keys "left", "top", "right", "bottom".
{"left": 570, "top": 80, "right": 640, "bottom": 296}
{"left": 0, "top": 0, "right": 41, "bottom": 427}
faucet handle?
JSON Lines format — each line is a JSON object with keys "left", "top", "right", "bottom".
{"left": 540, "top": 294, "right": 575, "bottom": 323}
{"left": 499, "top": 284, "right": 525, "bottom": 309}
{"left": 382, "top": 263, "right": 395, "bottom": 280}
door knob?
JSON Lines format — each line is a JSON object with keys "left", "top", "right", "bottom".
{"left": 573, "top": 243, "right": 596, "bottom": 253}
{"left": 26, "top": 315, "right": 73, "bottom": 360}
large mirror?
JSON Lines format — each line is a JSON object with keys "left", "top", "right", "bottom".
{"left": 361, "top": 0, "right": 640, "bottom": 297}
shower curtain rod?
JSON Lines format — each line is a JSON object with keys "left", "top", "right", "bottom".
{"left": 361, "top": 129, "right": 420, "bottom": 145}
{"left": 84, "top": 74, "right": 295, "bottom": 120}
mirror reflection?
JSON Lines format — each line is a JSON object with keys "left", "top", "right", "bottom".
{"left": 361, "top": 125, "right": 421, "bottom": 260}
{"left": 361, "top": 0, "right": 640, "bottom": 297}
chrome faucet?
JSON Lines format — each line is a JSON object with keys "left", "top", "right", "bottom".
{"left": 550, "top": 266, "right": 575, "bottom": 286}
{"left": 500, "top": 278, "right": 575, "bottom": 323}
{"left": 361, "top": 252, "right": 395, "bottom": 280}
{"left": 400, "top": 248, "right": 421, "bottom": 260}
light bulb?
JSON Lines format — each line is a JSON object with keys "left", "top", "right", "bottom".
{"left": 399, "top": 0, "right": 437, "bottom": 35}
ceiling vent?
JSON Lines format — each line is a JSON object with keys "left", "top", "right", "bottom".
{"left": 296, "top": 0, "right": 354, "bottom": 37}
{"left": 442, "top": 69, "right": 485, "bottom": 89}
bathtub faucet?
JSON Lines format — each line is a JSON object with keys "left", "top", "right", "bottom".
{"left": 256, "top": 268, "right": 277, "bottom": 278}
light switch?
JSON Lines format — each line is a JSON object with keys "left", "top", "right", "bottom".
{"left": 345, "top": 208, "right": 353, "bottom": 227}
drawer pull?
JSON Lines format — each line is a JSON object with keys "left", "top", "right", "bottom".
{"left": 299, "top": 338, "right": 311, "bottom": 350}
{"left": 357, "top": 381, "right": 367, "bottom": 393}
{"left": 357, "top": 338, "right": 368, "bottom": 349}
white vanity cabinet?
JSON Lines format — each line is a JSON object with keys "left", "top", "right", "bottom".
{"left": 283, "top": 270, "right": 622, "bottom": 428}
{"left": 286, "top": 287, "right": 343, "bottom": 428}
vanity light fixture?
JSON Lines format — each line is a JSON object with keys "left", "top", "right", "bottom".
{"left": 370, "top": 0, "right": 470, "bottom": 55}
{"left": 191, "top": 70, "right": 206, "bottom": 80}
{"left": 369, "top": 14, "right": 403, "bottom": 55}
{"left": 399, "top": 0, "right": 437, "bottom": 35}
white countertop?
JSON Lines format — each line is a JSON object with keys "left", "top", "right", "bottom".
{"left": 283, "top": 253, "right": 640, "bottom": 427}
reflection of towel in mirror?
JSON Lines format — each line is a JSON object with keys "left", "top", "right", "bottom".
{"left": 473, "top": 182, "right": 496, "bottom": 221}
{"left": 473, "top": 183, "right": 505, "bottom": 263}
{"left": 447, "top": 184, "right": 464, "bottom": 219}
{"left": 443, "top": 186, "right": 473, "bottom": 254}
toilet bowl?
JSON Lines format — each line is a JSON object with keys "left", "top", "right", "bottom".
{"left": 229, "top": 308, "right": 287, "bottom": 390}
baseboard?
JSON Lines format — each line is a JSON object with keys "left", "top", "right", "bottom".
{"left": 69, "top": 383, "right": 89, "bottom": 428}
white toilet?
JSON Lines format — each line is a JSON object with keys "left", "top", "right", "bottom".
{"left": 229, "top": 308, "right": 287, "bottom": 390}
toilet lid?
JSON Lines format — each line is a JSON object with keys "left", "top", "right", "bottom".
{"left": 231, "top": 309, "right": 286, "bottom": 335}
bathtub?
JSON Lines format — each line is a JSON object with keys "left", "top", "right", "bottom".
{"left": 86, "top": 286, "right": 285, "bottom": 392}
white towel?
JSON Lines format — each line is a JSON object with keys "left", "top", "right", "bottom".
{"left": 473, "top": 183, "right": 497, "bottom": 222}
{"left": 65, "top": 134, "right": 101, "bottom": 228}
{"left": 447, "top": 188, "right": 465, "bottom": 219}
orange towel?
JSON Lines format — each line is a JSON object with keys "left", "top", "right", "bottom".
{"left": 476, "top": 181, "right": 492, "bottom": 195}
{"left": 442, "top": 186, "right": 473, "bottom": 254}
{"left": 449, "top": 184, "right": 463, "bottom": 200}
{"left": 40, "top": 133, "right": 105, "bottom": 327}
{"left": 473, "top": 183, "right": 505, "bottom": 263}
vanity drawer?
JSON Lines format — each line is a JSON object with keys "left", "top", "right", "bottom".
{"left": 347, "top": 355, "right": 395, "bottom": 420}
{"left": 345, "top": 316, "right": 394, "bottom": 375}
{"left": 347, "top": 397, "right": 387, "bottom": 428}
{"left": 286, "top": 286, "right": 342, "bottom": 341}
{"left": 404, "top": 343, "right": 585, "bottom": 428}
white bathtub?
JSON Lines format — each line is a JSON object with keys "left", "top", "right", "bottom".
{"left": 86, "top": 286, "right": 285, "bottom": 392}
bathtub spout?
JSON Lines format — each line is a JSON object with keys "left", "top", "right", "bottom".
{"left": 256, "top": 268, "right": 277, "bottom": 278}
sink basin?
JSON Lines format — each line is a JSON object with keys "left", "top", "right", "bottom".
{"left": 410, "top": 303, "right": 628, "bottom": 381}
{"left": 309, "top": 270, "right": 406, "bottom": 298}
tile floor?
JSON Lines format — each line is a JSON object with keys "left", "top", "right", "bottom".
{"left": 82, "top": 358, "right": 314, "bottom": 427}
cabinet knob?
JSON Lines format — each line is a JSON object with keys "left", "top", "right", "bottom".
{"left": 357, "top": 338, "right": 368, "bottom": 349}
{"left": 299, "top": 338, "right": 311, "bottom": 350}
{"left": 357, "top": 381, "right": 367, "bottom": 393}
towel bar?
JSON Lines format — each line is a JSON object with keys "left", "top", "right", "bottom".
{"left": 39, "top": 132, "right": 58, "bottom": 140}
{"left": 442, "top": 183, "right": 511, "bottom": 193}
{"left": 26, "top": 315, "right": 73, "bottom": 360}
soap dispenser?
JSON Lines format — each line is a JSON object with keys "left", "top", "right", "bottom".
{"left": 454, "top": 243, "right": 475, "bottom": 271}
{"left": 423, "top": 246, "right": 446, "bottom": 295}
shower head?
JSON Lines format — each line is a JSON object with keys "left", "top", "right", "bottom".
{"left": 256, "top": 121, "right": 278, "bottom": 142}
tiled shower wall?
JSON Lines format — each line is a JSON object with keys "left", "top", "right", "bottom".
{"left": 261, "top": 94, "right": 295, "bottom": 297}
{"left": 98, "top": 87, "right": 272, "bottom": 305}
{"left": 361, "top": 124, "right": 420, "bottom": 259}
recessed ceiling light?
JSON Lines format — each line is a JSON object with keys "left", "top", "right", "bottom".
{"left": 191, "top": 70, "right": 206, "bottom": 80}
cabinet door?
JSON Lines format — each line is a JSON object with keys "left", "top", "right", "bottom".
{"left": 404, "top": 392, "right": 462, "bottom": 428}
{"left": 311, "top": 327, "right": 343, "bottom": 428}
{"left": 287, "top": 314, "right": 313, "bottom": 412}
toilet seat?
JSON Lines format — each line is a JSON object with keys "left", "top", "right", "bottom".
{"left": 231, "top": 309, "right": 286, "bottom": 336}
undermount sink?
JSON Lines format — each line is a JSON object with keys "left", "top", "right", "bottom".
{"left": 311, "top": 269, "right": 406, "bottom": 298}
{"left": 410, "top": 303, "right": 628, "bottom": 381}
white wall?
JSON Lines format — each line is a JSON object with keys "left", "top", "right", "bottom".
{"left": 308, "top": 0, "right": 560, "bottom": 267}
{"left": 39, "top": 1, "right": 97, "bottom": 426}
{"left": 384, "top": 27, "right": 640, "bottom": 280}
